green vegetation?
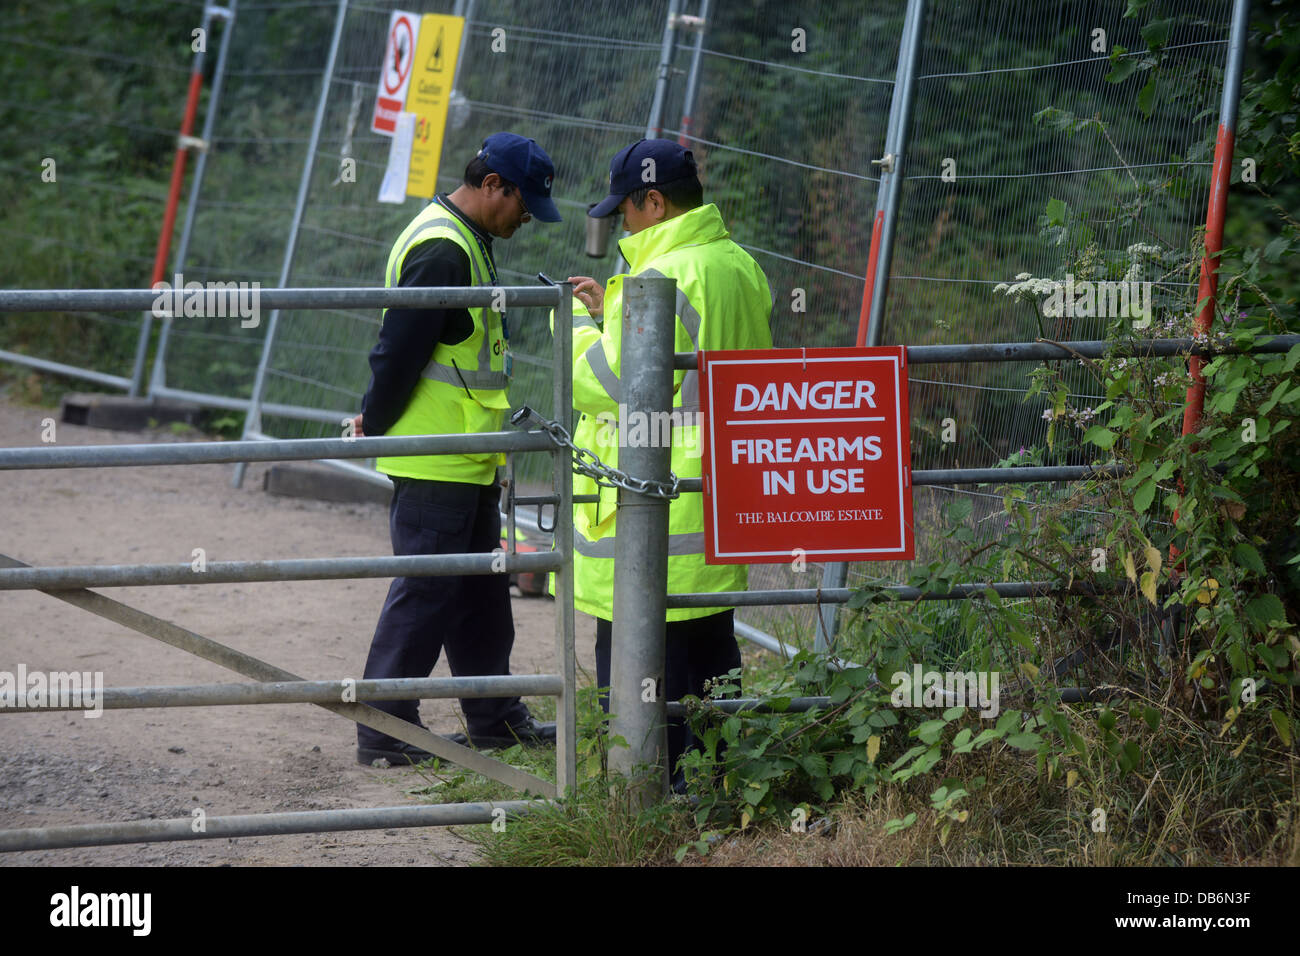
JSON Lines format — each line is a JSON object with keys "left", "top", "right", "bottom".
{"left": 469, "top": 1, "right": 1300, "bottom": 867}
{"left": 3, "top": 1, "right": 1295, "bottom": 866}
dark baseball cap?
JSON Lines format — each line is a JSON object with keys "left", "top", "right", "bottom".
{"left": 588, "top": 139, "right": 698, "bottom": 218}
{"left": 477, "top": 132, "right": 561, "bottom": 223}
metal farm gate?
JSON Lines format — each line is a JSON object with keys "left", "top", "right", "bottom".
{"left": 0, "top": 0, "right": 1264, "bottom": 847}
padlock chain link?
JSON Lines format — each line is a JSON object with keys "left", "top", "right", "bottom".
{"left": 514, "top": 406, "right": 681, "bottom": 501}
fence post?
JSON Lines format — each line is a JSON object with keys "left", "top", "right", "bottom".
{"left": 1181, "top": 0, "right": 1249, "bottom": 438}
{"left": 144, "top": 0, "right": 239, "bottom": 399}
{"left": 858, "top": 0, "right": 926, "bottom": 348}
{"left": 130, "top": 3, "right": 216, "bottom": 397}
{"left": 608, "top": 276, "right": 676, "bottom": 803}
{"left": 1170, "top": 0, "right": 1250, "bottom": 576}
{"left": 817, "top": 0, "right": 927, "bottom": 654}
{"left": 451, "top": 0, "right": 476, "bottom": 91}
{"left": 645, "top": 0, "right": 682, "bottom": 139}
{"left": 232, "top": 0, "right": 349, "bottom": 488}
{"left": 553, "top": 284, "right": 577, "bottom": 797}
{"left": 675, "top": 0, "right": 710, "bottom": 147}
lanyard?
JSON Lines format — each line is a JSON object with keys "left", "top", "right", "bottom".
{"left": 434, "top": 195, "right": 512, "bottom": 379}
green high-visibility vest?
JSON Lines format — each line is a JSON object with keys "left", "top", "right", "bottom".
{"left": 375, "top": 198, "right": 510, "bottom": 484}
{"left": 561, "top": 203, "right": 774, "bottom": 621}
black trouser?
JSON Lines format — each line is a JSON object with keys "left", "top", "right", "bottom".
{"left": 594, "top": 610, "right": 740, "bottom": 781}
{"left": 358, "top": 477, "right": 530, "bottom": 749}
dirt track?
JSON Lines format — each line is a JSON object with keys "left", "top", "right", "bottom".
{"left": 0, "top": 396, "right": 594, "bottom": 866}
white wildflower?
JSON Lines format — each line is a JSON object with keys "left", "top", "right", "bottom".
{"left": 1126, "top": 242, "right": 1162, "bottom": 258}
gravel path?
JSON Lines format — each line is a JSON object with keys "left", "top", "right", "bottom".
{"left": 0, "top": 396, "right": 593, "bottom": 866}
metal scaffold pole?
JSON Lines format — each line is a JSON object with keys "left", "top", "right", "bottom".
{"left": 130, "top": 2, "right": 225, "bottom": 397}
{"left": 608, "top": 276, "right": 676, "bottom": 802}
{"left": 646, "top": 0, "right": 682, "bottom": 139}
{"left": 232, "top": 0, "right": 349, "bottom": 488}
{"left": 817, "top": 0, "right": 927, "bottom": 654}
{"left": 676, "top": 0, "right": 710, "bottom": 147}
{"left": 860, "top": 0, "right": 926, "bottom": 347}
{"left": 144, "top": 0, "right": 239, "bottom": 399}
{"left": 1181, "top": 0, "right": 1250, "bottom": 438}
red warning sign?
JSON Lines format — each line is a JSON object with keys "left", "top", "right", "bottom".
{"left": 372, "top": 11, "right": 419, "bottom": 136}
{"left": 699, "top": 346, "right": 914, "bottom": 564}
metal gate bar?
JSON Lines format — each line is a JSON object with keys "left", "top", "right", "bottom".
{"left": 0, "top": 286, "right": 564, "bottom": 313}
{"left": 0, "top": 676, "right": 565, "bottom": 713}
{"left": 0, "top": 801, "right": 543, "bottom": 853}
{"left": 0, "top": 431, "right": 553, "bottom": 470}
{"left": 677, "top": 463, "right": 1128, "bottom": 495}
{"left": 0, "top": 281, "right": 577, "bottom": 851}
{"left": 668, "top": 579, "right": 1128, "bottom": 609}
{"left": 0, "top": 551, "right": 560, "bottom": 590}
{"left": 0, "top": 554, "right": 555, "bottom": 797}
{"left": 672, "top": 334, "right": 1300, "bottom": 370}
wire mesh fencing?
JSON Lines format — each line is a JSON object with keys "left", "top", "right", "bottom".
{"left": 253, "top": 0, "right": 673, "bottom": 447}
{"left": 241, "top": 0, "right": 908, "bottom": 645}
{"left": 890, "top": 0, "right": 1226, "bottom": 468}
{"left": 843, "top": 0, "right": 1233, "bottom": 614}
{"left": 146, "top": 0, "right": 346, "bottom": 408}
{"left": 662, "top": 0, "right": 905, "bottom": 643}
{"left": 3, "top": 0, "right": 1239, "bottom": 655}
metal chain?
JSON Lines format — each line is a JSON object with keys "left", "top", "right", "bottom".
{"left": 511, "top": 406, "right": 681, "bottom": 500}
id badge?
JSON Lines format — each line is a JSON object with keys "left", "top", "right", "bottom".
{"left": 500, "top": 311, "right": 512, "bottom": 379}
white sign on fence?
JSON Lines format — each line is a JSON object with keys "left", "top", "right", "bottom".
{"left": 372, "top": 10, "right": 420, "bottom": 136}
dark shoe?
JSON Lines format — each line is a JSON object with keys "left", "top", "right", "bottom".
{"left": 356, "top": 740, "right": 444, "bottom": 768}
{"left": 445, "top": 717, "right": 557, "bottom": 750}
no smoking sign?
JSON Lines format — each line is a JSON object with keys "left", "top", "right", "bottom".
{"left": 372, "top": 11, "right": 419, "bottom": 135}
{"left": 698, "top": 346, "right": 915, "bottom": 564}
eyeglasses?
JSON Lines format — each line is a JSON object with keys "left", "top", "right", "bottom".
{"left": 511, "top": 188, "right": 531, "bottom": 223}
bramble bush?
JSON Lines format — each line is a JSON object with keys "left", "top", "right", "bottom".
{"left": 675, "top": 4, "right": 1297, "bottom": 860}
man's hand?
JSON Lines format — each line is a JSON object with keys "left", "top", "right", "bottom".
{"left": 350, "top": 413, "right": 364, "bottom": 438}
{"left": 567, "top": 276, "right": 604, "bottom": 318}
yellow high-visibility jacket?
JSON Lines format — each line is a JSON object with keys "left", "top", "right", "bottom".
{"left": 375, "top": 199, "right": 510, "bottom": 484}
{"left": 562, "top": 202, "right": 773, "bottom": 621}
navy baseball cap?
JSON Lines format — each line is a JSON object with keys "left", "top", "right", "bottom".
{"left": 477, "top": 132, "right": 561, "bottom": 223}
{"left": 588, "top": 139, "right": 698, "bottom": 218}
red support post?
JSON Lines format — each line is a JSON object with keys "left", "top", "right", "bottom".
{"left": 1170, "top": 0, "right": 1249, "bottom": 566}
{"left": 1180, "top": 124, "right": 1236, "bottom": 437}
{"left": 150, "top": 68, "right": 205, "bottom": 289}
{"left": 856, "top": 210, "right": 886, "bottom": 347}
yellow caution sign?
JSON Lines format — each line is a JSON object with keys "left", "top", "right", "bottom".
{"left": 404, "top": 13, "right": 463, "bottom": 199}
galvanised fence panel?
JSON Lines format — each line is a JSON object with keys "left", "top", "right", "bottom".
{"left": 847, "top": 0, "right": 1233, "bottom": 617}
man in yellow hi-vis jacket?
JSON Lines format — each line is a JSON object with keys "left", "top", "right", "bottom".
{"left": 563, "top": 139, "right": 773, "bottom": 786}
{"left": 353, "top": 133, "right": 562, "bottom": 767}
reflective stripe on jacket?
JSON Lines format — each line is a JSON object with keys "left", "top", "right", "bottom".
{"left": 564, "top": 202, "right": 773, "bottom": 621}
{"left": 376, "top": 199, "right": 509, "bottom": 484}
